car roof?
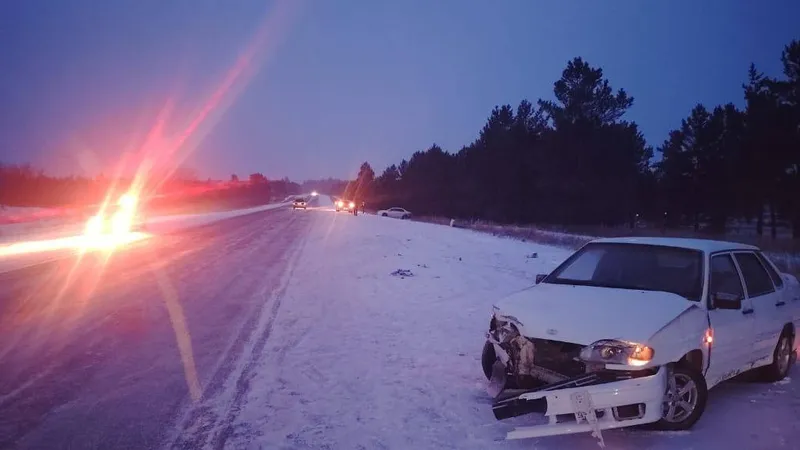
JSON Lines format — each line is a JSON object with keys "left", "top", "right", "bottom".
{"left": 589, "top": 236, "right": 759, "bottom": 253}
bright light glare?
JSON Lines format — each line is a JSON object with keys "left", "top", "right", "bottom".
{"left": 311, "top": 191, "right": 318, "bottom": 196}
{"left": 80, "top": 192, "right": 142, "bottom": 244}
{"left": 85, "top": 215, "right": 105, "bottom": 236}
{"left": 118, "top": 193, "right": 138, "bottom": 210}
{"left": 349, "top": 201, "right": 355, "bottom": 208}
{"left": 111, "top": 211, "right": 133, "bottom": 235}
{"left": 336, "top": 200, "right": 344, "bottom": 207}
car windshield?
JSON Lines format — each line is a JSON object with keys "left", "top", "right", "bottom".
{"left": 545, "top": 243, "right": 704, "bottom": 301}
{"left": 295, "top": 198, "right": 304, "bottom": 202}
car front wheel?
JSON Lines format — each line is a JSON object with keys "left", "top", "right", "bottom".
{"left": 654, "top": 365, "right": 707, "bottom": 431}
{"left": 382, "top": 213, "right": 388, "bottom": 217}
{"left": 481, "top": 341, "right": 496, "bottom": 379}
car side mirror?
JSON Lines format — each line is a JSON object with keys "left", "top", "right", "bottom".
{"left": 711, "top": 292, "right": 742, "bottom": 310}
{"left": 535, "top": 274, "right": 547, "bottom": 284}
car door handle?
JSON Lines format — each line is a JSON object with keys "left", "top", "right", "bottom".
{"left": 742, "top": 308, "right": 755, "bottom": 315}
{"left": 776, "top": 301, "right": 786, "bottom": 307}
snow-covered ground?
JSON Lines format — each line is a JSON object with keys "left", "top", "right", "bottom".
{"left": 168, "top": 196, "right": 800, "bottom": 450}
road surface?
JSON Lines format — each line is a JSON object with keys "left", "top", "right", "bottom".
{"left": 2, "top": 198, "right": 799, "bottom": 450}
{"left": 0, "top": 206, "right": 311, "bottom": 450}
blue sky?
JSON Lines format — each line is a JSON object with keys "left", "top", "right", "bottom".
{"left": 1, "top": 0, "right": 798, "bottom": 181}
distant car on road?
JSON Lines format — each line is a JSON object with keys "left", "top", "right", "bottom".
{"left": 377, "top": 207, "right": 411, "bottom": 219}
{"left": 292, "top": 198, "right": 307, "bottom": 210}
{"left": 85, "top": 193, "right": 146, "bottom": 236}
{"left": 335, "top": 199, "right": 355, "bottom": 213}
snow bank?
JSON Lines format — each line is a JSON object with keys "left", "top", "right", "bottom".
{"left": 210, "top": 209, "right": 800, "bottom": 450}
{"left": 0, "top": 219, "right": 84, "bottom": 245}
{"left": 143, "top": 202, "right": 289, "bottom": 234}
{"left": 0, "top": 202, "right": 291, "bottom": 273}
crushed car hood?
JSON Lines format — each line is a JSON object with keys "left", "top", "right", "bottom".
{"left": 494, "top": 283, "right": 697, "bottom": 345}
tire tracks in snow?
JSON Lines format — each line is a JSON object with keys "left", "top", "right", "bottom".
{"left": 166, "top": 212, "right": 312, "bottom": 450}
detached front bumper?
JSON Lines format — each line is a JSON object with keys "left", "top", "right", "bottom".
{"left": 494, "top": 364, "right": 666, "bottom": 440}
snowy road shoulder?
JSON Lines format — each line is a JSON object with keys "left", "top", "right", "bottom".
{"left": 214, "top": 209, "right": 800, "bottom": 450}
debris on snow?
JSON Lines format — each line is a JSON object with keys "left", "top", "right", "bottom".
{"left": 416, "top": 263, "right": 429, "bottom": 269}
{"left": 774, "top": 377, "right": 791, "bottom": 385}
{"left": 526, "top": 252, "right": 539, "bottom": 259}
{"left": 391, "top": 269, "right": 414, "bottom": 278}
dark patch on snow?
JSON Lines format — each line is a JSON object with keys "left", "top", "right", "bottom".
{"left": 391, "top": 269, "right": 414, "bottom": 278}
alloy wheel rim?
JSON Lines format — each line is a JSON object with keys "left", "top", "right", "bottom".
{"left": 662, "top": 372, "right": 698, "bottom": 423}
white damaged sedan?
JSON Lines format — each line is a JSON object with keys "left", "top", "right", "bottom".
{"left": 483, "top": 237, "right": 800, "bottom": 442}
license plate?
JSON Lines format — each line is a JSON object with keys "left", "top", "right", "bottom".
{"left": 570, "top": 390, "right": 598, "bottom": 424}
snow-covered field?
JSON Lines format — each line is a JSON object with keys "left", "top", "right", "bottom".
{"left": 169, "top": 197, "right": 800, "bottom": 450}
{"left": 440, "top": 219, "right": 800, "bottom": 278}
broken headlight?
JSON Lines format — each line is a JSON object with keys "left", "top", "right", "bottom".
{"left": 579, "top": 340, "right": 654, "bottom": 367}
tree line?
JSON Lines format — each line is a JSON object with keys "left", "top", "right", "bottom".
{"left": 352, "top": 39, "right": 800, "bottom": 239}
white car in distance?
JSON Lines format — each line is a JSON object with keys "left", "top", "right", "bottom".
{"left": 484, "top": 237, "right": 799, "bottom": 442}
{"left": 377, "top": 207, "right": 411, "bottom": 219}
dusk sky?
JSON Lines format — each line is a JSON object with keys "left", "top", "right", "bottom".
{"left": 1, "top": 0, "right": 798, "bottom": 181}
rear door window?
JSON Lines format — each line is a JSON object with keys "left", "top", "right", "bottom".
{"left": 756, "top": 252, "right": 784, "bottom": 289}
{"left": 734, "top": 252, "right": 776, "bottom": 298}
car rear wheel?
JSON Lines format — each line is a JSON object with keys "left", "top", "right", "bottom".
{"left": 382, "top": 213, "right": 388, "bottom": 217}
{"left": 654, "top": 365, "right": 707, "bottom": 431}
{"left": 760, "top": 331, "right": 795, "bottom": 382}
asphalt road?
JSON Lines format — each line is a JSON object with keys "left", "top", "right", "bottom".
{"left": 0, "top": 206, "right": 313, "bottom": 450}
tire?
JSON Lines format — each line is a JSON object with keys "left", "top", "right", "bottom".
{"left": 654, "top": 364, "right": 708, "bottom": 431}
{"left": 382, "top": 213, "right": 388, "bottom": 217}
{"left": 760, "top": 331, "right": 795, "bottom": 382}
{"left": 481, "top": 341, "right": 496, "bottom": 380}
{"left": 402, "top": 215, "right": 409, "bottom": 220}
